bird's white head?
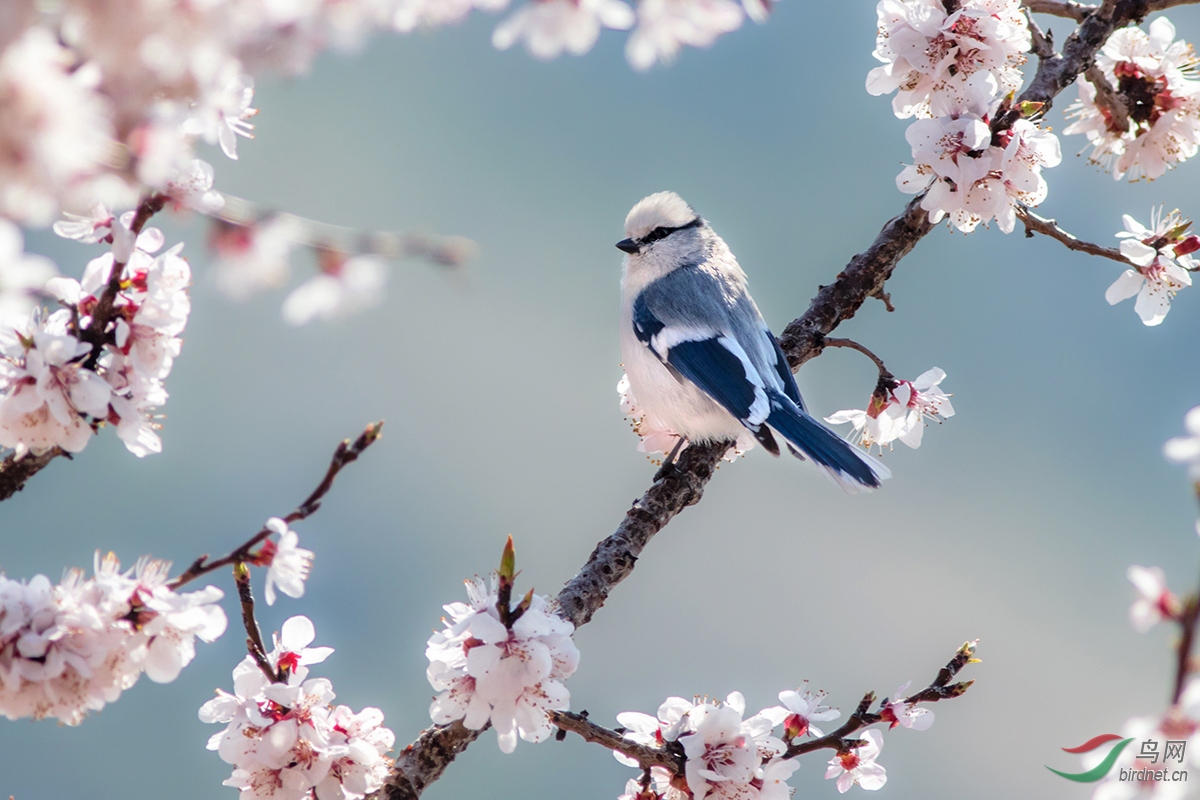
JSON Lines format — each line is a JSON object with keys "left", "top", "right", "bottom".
{"left": 616, "top": 191, "right": 710, "bottom": 282}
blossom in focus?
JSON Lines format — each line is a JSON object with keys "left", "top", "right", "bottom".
{"left": 0, "top": 552, "right": 224, "bottom": 724}
{"left": 426, "top": 573, "right": 580, "bottom": 753}
{"left": 1106, "top": 208, "right": 1196, "bottom": 326}
{"left": 1063, "top": 18, "right": 1200, "bottom": 181}
{"left": 259, "top": 517, "right": 314, "bottom": 606}
{"left": 616, "top": 692, "right": 797, "bottom": 800}
{"left": 625, "top": 0, "right": 745, "bottom": 71}
{"left": 877, "top": 683, "right": 934, "bottom": 731}
{"left": 825, "top": 368, "right": 954, "bottom": 453}
{"left": 1128, "top": 566, "right": 1180, "bottom": 632}
{"left": 282, "top": 253, "right": 386, "bottom": 325}
{"left": 200, "top": 616, "right": 393, "bottom": 800}
{"left": 493, "top": 0, "right": 635, "bottom": 59}
{"left": 866, "top": 0, "right": 1030, "bottom": 119}
{"left": 770, "top": 682, "right": 841, "bottom": 740}
{"left": 825, "top": 729, "right": 887, "bottom": 793}
{"left": 618, "top": 372, "right": 753, "bottom": 462}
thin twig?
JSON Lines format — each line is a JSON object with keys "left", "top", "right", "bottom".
{"left": 784, "top": 641, "right": 978, "bottom": 759}
{"left": 167, "top": 421, "right": 384, "bottom": 590}
{"left": 821, "top": 338, "right": 894, "bottom": 381}
{"left": 1023, "top": 0, "right": 1092, "bottom": 21}
{"left": 549, "top": 711, "right": 685, "bottom": 773}
{"left": 1016, "top": 207, "right": 1133, "bottom": 265}
{"left": 234, "top": 562, "right": 279, "bottom": 683}
{"left": 1025, "top": 9, "right": 1058, "bottom": 59}
{"left": 211, "top": 194, "right": 477, "bottom": 268}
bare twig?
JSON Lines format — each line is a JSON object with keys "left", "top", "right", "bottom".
{"left": 211, "top": 194, "right": 477, "bottom": 269}
{"left": 549, "top": 711, "right": 685, "bottom": 774}
{"left": 821, "top": 338, "right": 894, "bottom": 382}
{"left": 234, "top": 562, "right": 279, "bottom": 683}
{"left": 1016, "top": 207, "right": 1134, "bottom": 265}
{"left": 1025, "top": 9, "right": 1058, "bottom": 58}
{"left": 167, "top": 421, "right": 384, "bottom": 590}
{"left": 1023, "top": 0, "right": 1092, "bottom": 21}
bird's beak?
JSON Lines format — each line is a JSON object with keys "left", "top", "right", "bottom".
{"left": 615, "top": 238, "right": 639, "bottom": 254}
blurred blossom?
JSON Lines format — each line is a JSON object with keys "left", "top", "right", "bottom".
{"left": 493, "top": 0, "right": 635, "bottom": 59}
{"left": 625, "top": 0, "right": 745, "bottom": 71}
{"left": 211, "top": 216, "right": 299, "bottom": 302}
{"left": 1127, "top": 565, "right": 1179, "bottom": 632}
{"left": 282, "top": 254, "right": 386, "bottom": 325}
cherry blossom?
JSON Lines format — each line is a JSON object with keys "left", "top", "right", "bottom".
{"left": 1128, "top": 566, "right": 1181, "bottom": 632}
{"left": 0, "top": 552, "right": 225, "bottom": 724}
{"left": 211, "top": 216, "right": 299, "bottom": 302}
{"left": 625, "top": 0, "right": 746, "bottom": 71}
{"left": 493, "top": 0, "right": 635, "bottom": 59}
{"left": 282, "top": 254, "right": 386, "bottom": 325}
{"left": 877, "top": 683, "right": 934, "bottom": 731}
{"left": 426, "top": 573, "right": 579, "bottom": 753}
{"left": 1064, "top": 17, "right": 1200, "bottom": 181}
{"left": 259, "top": 517, "right": 314, "bottom": 606}
{"left": 200, "top": 616, "right": 393, "bottom": 800}
{"left": 166, "top": 159, "right": 225, "bottom": 214}
{"left": 1106, "top": 208, "right": 1196, "bottom": 326}
{"left": 866, "top": 0, "right": 1030, "bottom": 120}
{"left": 825, "top": 368, "right": 954, "bottom": 453}
{"left": 825, "top": 729, "right": 887, "bottom": 793}
{"left": 615, "top": 692, "right": 798, "bottom": 800}
{"left": 769, "top": 682, "right": 841, "bottom": 741}
{"left": 0, "top": 220, "right": 57, "bottom": 327}
{"left": 618, "top": 372, "right": 753, "bottom": 461}
{"left": 1164, "top": 405, "right": 1200, "bottom": 482}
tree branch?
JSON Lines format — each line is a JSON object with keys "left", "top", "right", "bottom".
{"left": 1023, "top": 0, "right": 1093, "bottom": 21}
{"left": 374, "top": 4, "right": 1156, "bottom": 794}
{"left": 549, "top": 711, "right": 685, "bottom": 774}
{"left": 167, "top": 421, "right": 384, "bottom": 590}
{"left": 1016, "top": 207, "right": 1134, "bottom": 265}
{"left": 0, "top": 447, "right": 66, "bottom": 502}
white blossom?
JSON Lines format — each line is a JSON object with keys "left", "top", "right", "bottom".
{"left": 878, "top": 683, "right": 934, "bottom": 731}
{"left": 866, "top": 0, "right": 1030, "bottom": 120}
{"left": 769, "top": 682, "right": 841, "bottom": 740}
{"left": 0, "top": 221, "right": 57, "bottom": 328}
{"left": 494, "top": 0, "right": 635, "bottom": 59}
{"left": 261, "top": 517, "right": 314, "bottom": 606}
{"left": 1128, "top": 566, "right": 1179, "bottom": 632}
{"left": 825, "top": 729, "right": 887, "bottom": 793}
{"left": 0, "top": 552, "right": 224, "bottom": 724}
{"left": 211, "top": 216, "right": 299, "bottom": 302}
{"left": 625, "top": 0, "right": 745, "bottom": 71}
{"left": 825, "top": 368, "right": 954, "bottom": 453}
{"left": 426, "top": 574, "right": 579, "bottom": 753}
{"left": 1106, "top": 208, "right": 1196, "bottom": 325}
{"left": 1164, "top": 405, "right": 1200, "bottom": 483}
{"left": 201, "top": 617, "right": 392, "bottom": 800}
{"left": 1064, "top": 17, "right": 1200, "bottom": 181}
{"left": 282, "top": 255, "right": 386, "bottom": 325}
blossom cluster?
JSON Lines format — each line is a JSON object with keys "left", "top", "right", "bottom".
{"left": 617, "top": 372, "right": 752, "bottom": 461}
{"left": 1064, "top": 18, "right": 1200, "bottom": 182}
{"left": 200, "top": 616, "right": 395, "bottom": 800}
{"left": 869, "top": 0, "right": 1061, "bottom": 233}
{"left": 0, "top": 209, "right": 191, "bottom": 457}
{"left": 1106, "top": 208, "right": 1196, "bottom": 326}
{"left": 426, "top": 572, "right": 580, "bottom": 753}
{"left": 825, "top": 367, "right": 954, "bottom": 454}
{"left": 613, "top": 687, "right": 930, "bottom": 798}
{"left": 0, "top": 553, "right": 225, "bottom": 725}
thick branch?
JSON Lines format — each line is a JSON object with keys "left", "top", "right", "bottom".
{"left": 384, "top": 722, "right": 484, "bottom": 800}
{"left": 1024, "top": 0, "right": 1093, "bottom": 20}
{"left": 1016, "top": 207, "right": 1134, "bottom": 265}
{"left": 0, "top": 448, "right": 65, "bottom": 502}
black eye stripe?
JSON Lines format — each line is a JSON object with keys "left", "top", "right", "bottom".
{"left": 637, "top": 217, "right": 702, "bottom": 246}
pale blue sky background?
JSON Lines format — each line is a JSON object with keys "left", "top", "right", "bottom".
{"left": 4, "top": 4, "right": 1200, "bottom": 800}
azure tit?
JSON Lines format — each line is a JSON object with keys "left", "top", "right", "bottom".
{"left": 617, "top": 191, "right": 890, "bottom": 491}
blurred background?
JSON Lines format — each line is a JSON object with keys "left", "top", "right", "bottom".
{"left": 4, "top": 3, "right": 1200, "bottom": 799}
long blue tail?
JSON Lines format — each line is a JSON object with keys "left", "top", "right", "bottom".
{"left": 765, "top": 391, "right": 890, "bottom": 492}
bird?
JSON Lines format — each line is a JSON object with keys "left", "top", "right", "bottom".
{"left": 616, "top": 191, "right": 890, "bottom": 491}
